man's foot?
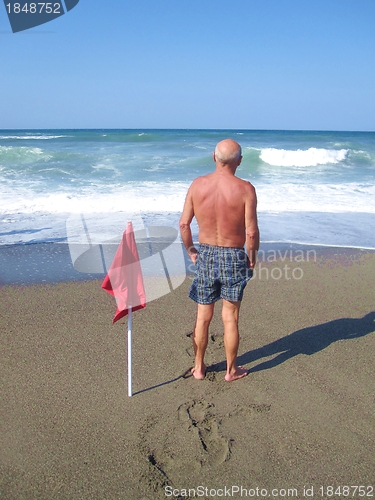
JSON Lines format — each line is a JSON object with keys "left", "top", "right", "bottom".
{"left": 192, "top": 365, "right": 206, "bottom": 380}
{"left": 225, "top": 366, "right": 248, "bottom": 382}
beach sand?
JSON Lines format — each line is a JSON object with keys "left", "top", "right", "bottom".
{"left": 1, "top": 247, "right": 375, "bottom": 499}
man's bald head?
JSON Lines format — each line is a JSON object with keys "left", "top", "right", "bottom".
{"left": 214, "top": 139, "right": 242, "bottom": 165}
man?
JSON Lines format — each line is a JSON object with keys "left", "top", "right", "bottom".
{"left": 180, "top": 139, "right": 259, "bottom": 381}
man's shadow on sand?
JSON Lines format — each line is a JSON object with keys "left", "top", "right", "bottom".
{"left": 208, "top": 311, "right": 375, "bottom": 374}
{"left": 136, "top": 312, "right": 374, "bottom": 395}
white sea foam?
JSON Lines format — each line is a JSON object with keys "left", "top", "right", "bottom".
{"left": 257, "top": 182, "right": 375, "bottom": 213}
{"left": 260, "top": 147, "right": 348, "bottom": 167}
{"left": 0, "top": 146, "right": 52, "bottom": 162}
{"left": 0, "top": 145, "right": 44, "bottom": 153}
{"left": 0, "top": 182, "right": 190, "bottom": 215}
{"left": 2, "top": 179, "right": 374, "bottom": 221}
{"left": 0, "top": 135, "right": 68, "bottom": 140}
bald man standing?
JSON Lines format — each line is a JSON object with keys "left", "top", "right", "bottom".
{"left": 180, "top": 139, "right": 259, "bottom": 381}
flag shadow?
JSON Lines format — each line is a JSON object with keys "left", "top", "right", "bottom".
{"left": 208, "top": 311, "right": 375, "bottom": 375}
{"left": 133, "top": 374, "right": 185, "bottom": 396}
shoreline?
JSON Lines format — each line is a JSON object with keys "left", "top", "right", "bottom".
{"left": 1, "top": 240, "right": 375, "bottom": 286}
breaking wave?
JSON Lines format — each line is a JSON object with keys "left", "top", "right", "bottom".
{"left": 260, "top": 147, "right": 348, "bottom": 167}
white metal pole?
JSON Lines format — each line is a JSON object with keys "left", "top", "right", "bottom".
{"left": 128, "top": 306, "right": 133, "bottom": 397}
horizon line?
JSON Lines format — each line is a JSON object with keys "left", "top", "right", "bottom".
{"left": 0, "top": 127, "right": 374, "bottom": 133}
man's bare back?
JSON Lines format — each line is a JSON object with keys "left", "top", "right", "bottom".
{"left": 180, "top": 139, "right": 259, "bottom": 267}
{"left": 189, "top": 170, "right": 257, "bottom": 249}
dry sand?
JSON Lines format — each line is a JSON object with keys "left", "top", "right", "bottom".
{"left": 1, "top": 247, "right": 374, "bottom": 499}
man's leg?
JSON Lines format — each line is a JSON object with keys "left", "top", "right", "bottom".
{"left": 192, "top": 303, "right": 214, "bottom": 379}
{"left": 222, "top": 299, "right": 248, "bottom": 381}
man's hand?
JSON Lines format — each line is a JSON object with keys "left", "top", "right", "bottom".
{"left": 188, "top": 246, "right": 198, "bottom": 265}
{"left": 248, "top": 250, "right": 257, "bottom": 269}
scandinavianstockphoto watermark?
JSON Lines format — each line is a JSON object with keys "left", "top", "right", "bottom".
{"left": 3, "top": 0, "right": 80, "bottom": 33}
{"left": 252, "top": 247, "right": 317, "bottom": 281}
{"left": 187, "top": 247, "right": 317, "bottom": 281}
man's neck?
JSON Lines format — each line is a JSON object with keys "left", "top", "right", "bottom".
{"left": 215, "top": 163, "right": 237, "bottom": 175}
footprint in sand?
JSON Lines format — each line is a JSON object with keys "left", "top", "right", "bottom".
{"left": 184, "top": 331, "right": 224, "bottom": 378}
{"left": 177, "top": 399, "right": 232, "bottom": 466}
{"left": 138, "top": 400, "right": 232, "bottom": 493}
{"left": 209, "top": 333, "right": 224, "bottom": 350}
{"left": 226, "top": 403, "right": 272, "bottom": 418}
{"left": 138, "top": 400, "right": 271, "bottom": 496}
{"left": 138, "top": 417, "right": 171, "bottom": 494}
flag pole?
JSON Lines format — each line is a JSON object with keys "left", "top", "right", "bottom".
{"left": 128, "top": 305, "right": 132, "bottom": 397}
{"left": 127, "top": 220, "right": 133, "bottom": 397}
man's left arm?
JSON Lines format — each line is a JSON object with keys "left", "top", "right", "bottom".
{"left": 244, "top": 183, "right": 260, "bottom": 268}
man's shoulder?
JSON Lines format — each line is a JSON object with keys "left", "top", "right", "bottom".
{"left": 190, "top": 173, "right": 213, "bottom": 189}
{"left": 236, "top": 176, "right": 256, "bottom": 193}
{"left": 196, "top": 173, "right": 214, "bottom": 182}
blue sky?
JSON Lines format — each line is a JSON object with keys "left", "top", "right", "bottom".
{"left": 1, "top": 0, "right": 374, "bottom": 130}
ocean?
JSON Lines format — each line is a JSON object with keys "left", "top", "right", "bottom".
{"left": 1, "top": 129, "right": 374, "bottom": 252}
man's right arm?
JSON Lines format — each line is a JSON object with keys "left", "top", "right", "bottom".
{"left": 244, "top": 183, "right": 260, "bottom": 268}
{"left": 179, "top": 183, "right": 198, "bottom": 265}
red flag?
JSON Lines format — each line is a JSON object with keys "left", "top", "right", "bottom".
{"left": 102, "top": 222, "right": 146, "bottom": 324}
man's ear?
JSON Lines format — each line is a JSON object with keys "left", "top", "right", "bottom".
{"left": 212, "top": 152, "right": 216, "bottom": 162}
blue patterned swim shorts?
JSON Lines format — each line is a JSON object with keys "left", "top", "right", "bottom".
{"left": 189, "top": 243, "right": 253, "bottom": 305}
